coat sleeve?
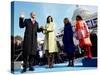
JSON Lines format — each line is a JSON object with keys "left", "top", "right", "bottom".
{"left": 46, "top": 24, "right": 53, "bottom": 32}
{"left": 75, "top": 21, "right": 79, "bottom": 32}
{"left": 42, "top": 25, "right": 47, "bottom": 34}
{"left": 84, "top": 22, "right": 90, "bottom": 37}
{"left": 37, "top": 22, "right": 43, "bottom": 32}
{"left": 84, "top": 22, "right": 89, "bottom": 33}
{"left": 69, "top": 25, "right": 74, "bottom": 37}
{"left": 19, "top": 17, "right": 27, "bottom": 28}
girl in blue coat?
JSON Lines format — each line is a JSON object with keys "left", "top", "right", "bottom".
{"left": 63, "top": 18, "right": 75, "bottom": 66}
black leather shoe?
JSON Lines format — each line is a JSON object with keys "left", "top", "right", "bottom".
{"left": 68, "top": 63, "right": 71, "bottom": 67}
{"left": 48, "top": 65, "right": 54, "bottom": 68}
{"left": 68, "top": 64, "right": 71, "bottom": 67}
{"left": 29, "top": 67, "right": 34, "bottom": 71}
{"left": 71, "top": 63, "right": 74, "bottom": 67}
{"left": 21, "top": 68, "right": 26, "bottom": 73}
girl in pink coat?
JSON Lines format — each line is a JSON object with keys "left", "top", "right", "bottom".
{"left": 75, "top": 15, "right": 92, "bottom": 59}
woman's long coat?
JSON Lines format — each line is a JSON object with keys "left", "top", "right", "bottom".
{"left": 43, "top": 22, "right": 58, "bottom": 53}
{"left": 19, "top": 17, "right": 42, "bottom": 55}
{"left": 75, "top": 21, "right": 92, "bottom": 47}
{"left": 63, "top": 23, "right": 75, "bottom": 54}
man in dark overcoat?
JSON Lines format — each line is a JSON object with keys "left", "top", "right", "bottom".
{"left": 19, "top": 12, "right": 42, "bottom": 73}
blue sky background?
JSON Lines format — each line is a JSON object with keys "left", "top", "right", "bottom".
{"left": 11, "top": 1, "right": 97, "bottom": 40}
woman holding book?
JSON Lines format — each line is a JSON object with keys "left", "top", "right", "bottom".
{"left": 43, "top": 16, "right": 58, "bottom": 68}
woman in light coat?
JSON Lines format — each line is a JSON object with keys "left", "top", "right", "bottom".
{"left": 43, "top": 16, "right": 58, "bottom": 68}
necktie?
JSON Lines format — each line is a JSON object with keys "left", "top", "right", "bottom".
{"left": 32, "top": 20, "right": 35, "bottom": 24}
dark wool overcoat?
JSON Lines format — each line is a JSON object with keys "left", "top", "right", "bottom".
{"left": 19, "top": 17, "right": 42, "bottom": 55}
